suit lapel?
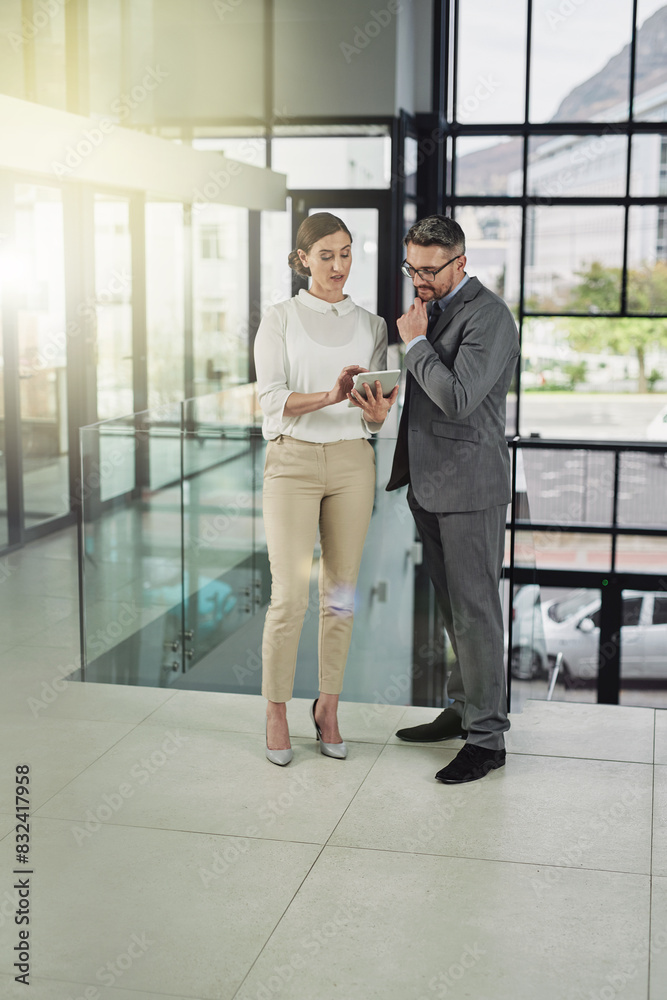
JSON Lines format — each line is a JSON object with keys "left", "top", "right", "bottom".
{"left": 428, "top": 276, "right": 481, "bottom": 343}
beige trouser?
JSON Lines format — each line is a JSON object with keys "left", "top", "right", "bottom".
{"left": 261, "top": 435, "right": 376, "bottom": 703}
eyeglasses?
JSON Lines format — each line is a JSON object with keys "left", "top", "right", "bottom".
{"left": 401, "top": 254, "right": 462, "bottom": 281}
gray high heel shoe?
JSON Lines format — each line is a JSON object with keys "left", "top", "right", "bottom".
{"left": 310, "top": 699, "right": 347, "bottom": 759}
{"left": 265, "top": 721, "right": 292, "bottom": 766}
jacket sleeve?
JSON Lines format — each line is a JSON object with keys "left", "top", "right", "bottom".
{"left": 253, "top": 305, "right": 293, "bottom": 420}
{"left": 404, "top": 301, "right": 518, "bottom": 420}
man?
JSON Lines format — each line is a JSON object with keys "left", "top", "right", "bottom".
{"left": 386, "top": 215, "right": 519, "bottom": 784}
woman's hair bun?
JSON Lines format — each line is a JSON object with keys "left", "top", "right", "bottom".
{"left": 288, "top": 248, "right": 310, "bottom": 276}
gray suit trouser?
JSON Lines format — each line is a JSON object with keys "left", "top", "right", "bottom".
{"left": 408, "top": 488, "right": 510, "bottom": 750}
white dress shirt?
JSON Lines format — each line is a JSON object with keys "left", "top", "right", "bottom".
{"left": 254, "top": 289, "right": 388, "bottom": 442}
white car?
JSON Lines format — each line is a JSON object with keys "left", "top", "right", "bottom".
{"left": 646, "top": 405, "right": 667, "bottom": 467}
{"left": 509, "top": 584, "right": 548, "bottom": 679}
{"left": 541, "top": 589, "right": 667, "bottom": 686}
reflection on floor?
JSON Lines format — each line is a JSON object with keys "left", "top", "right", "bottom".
{"left": 0, "top": 529, "right": 666, "bottom": 999}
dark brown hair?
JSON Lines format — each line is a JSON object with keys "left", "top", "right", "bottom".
{"left": 404, "top": 215, "right": 466, "bottom": 255}
{"left": 288, "top": 212, "right": 352, "bottom": 277}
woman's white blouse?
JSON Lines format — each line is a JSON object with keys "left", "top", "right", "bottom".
{"left": 254, "top": 289, "right": 388, "bottom": 442}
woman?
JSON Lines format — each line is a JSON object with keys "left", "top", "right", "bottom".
{"left": 254, "top": 212, "right": 398, "bottom": 765}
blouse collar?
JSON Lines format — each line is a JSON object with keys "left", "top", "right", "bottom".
{"left": 297, "top": 288, "right": 356, "bottom": 316}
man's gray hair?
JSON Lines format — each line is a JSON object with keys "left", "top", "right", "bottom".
{"left": 404, "top": 215, "right": 465, "bottom": 255}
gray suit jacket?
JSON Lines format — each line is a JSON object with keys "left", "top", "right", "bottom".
{"left": 386, "top": 276, "right": 519, "bottom": 512}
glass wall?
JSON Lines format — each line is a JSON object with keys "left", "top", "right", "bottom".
{"left": 271, "top": 136, "right": 391, "bottom": 190}
{"left": 192, "top": 204, "right": 249, "bottom": 394}
{"left": 146, "top": 202, "right": 186, "bottom": 407}
{"left": 307, "top": 206, "right": 379, "bottom": 314}
{"left": 0, "top": 315, "right": 6, "bottom": 548}
{"left": 94, "top": 195, "right": 133, "bottom": 420}
{"left": 14, "top": 184, "right": 69, "bottom": 526}
{"left": 450, "top": 0, "right": 667, "bottom": 445}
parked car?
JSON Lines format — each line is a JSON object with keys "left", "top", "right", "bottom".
{"left": 509, "top": 584, "right": 548, "bottom": 679}
{"left": 521, "top": 589, "right": 667, "bottom": 686}
{"left": 646, "top": 404, "right": 667, "bottom": 467}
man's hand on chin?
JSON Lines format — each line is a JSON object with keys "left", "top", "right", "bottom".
{"left": 397, "top": 296, "right": 429, "bottom": 345}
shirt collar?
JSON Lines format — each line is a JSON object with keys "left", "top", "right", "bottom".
{"left": 435, "top": 273, "right": 470, "bottom": 311}
{"left": 297, "top": 288, "right": 356, "bottom": 316}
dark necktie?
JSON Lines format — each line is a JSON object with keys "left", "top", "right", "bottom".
{"left": 426, "top": 299, "right": 443, "bottom": 340}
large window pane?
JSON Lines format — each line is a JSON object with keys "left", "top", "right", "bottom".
{"left": 616, "top": 536, "right": 667, "bottom": 572}
{"left": 193, "top": 137, "right": 267, "bottom": 169}
{"left": 308, "top": 207, "right": 378, "bottom": 315}
{"left": 519, "top": 447, "right": 615, "bottom": 524}
{"left": 271, "top": 137, "right": 391, "bottom": 189}
{"left": 456, "top": 0, "right": 527, "bottom": 123}
{"left": 455, "top": 205, "right": 522, "bottom": 316}
{"left": 95, "top": 195, "right": 133, "bottom": 420}
{"left": 32, "top": 0, "right": 66, "bottom": 110}
{"left": 0, "top": 310, "right": 7, "bottom": 547}
{"left": 0, "top": 1, "right": 26, "bottom": 100}
{"left": 530, "top": 0, "right": 633, "bottom": 122}
{"left": 456, "top": 137, "right": 523, "bottom": 197}
{"left": 261, "top": 208, "right": 291, "bottom": 313}
{"left": 617, "top": 453, "right": 667, "bottom": 527}
{"left": 627, "top": 206, "right": 667, "bottom": 315}
{"left": 510, "top": 586, "right": 603, "bottom": 708}
{"left": 146, "top": 202, "right": 185, "bottom": 407}
{"left": 521, "top": 317, "right": 667, "bottom": 436}
{"left": 527, "top": 134, "right": 628, "bottom": 198}
{"left": 520, "top": 207, "right": 626, "bottom": 312}
{"left": 633, "top": 1, "right": 667, "bottom": 122}
{"left": 619, "top": 588, "right": 667, "bottom": 706}
{"left": 629, "top": 134, "right": 665, "bottom": 196}
{"left": 192, "top": 204, "right": 249, "bottom": 393}
{"left": 88, "top": 0, "right": 123, "bottom": 116}
{"left": 15, "top": 184, "right": 69, "bottom": 526}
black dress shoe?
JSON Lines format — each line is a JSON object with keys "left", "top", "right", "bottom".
{"left": 396, "top": 707, "right": 467, "bottom": 743}
{"left": 435, "top": 744, "right": 506, "bottom": 784}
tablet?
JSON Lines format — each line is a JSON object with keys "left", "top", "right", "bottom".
{"left": 348, "top": 369, "right": 401, "bottom": 406}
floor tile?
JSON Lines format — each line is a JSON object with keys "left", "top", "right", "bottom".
{"left": 506, "top": 699, "right": 655, "bottom": 763}
{"left": 655, "top": 708, "right": 667, "bottom": 765}
{"left": 0, "top": 718, "right": 137, "bottom": 813}
{"left": 21, "top": 614, "right": 80, "bottom": 649}
{"left": 35, "top": 725, "right": 383, "bottom": 844}
{"left": 0, "top": 597, "right": 76, "bottom": 644}
{"left": 0, "top": 558, "right": 78, "bottom": 601}
{"left": 143, "top": 691, "right": 407, "bottom": 744}
{"left": 234, "top": 846, "right": 650, "bottom": 1000}
{"left": 649, "top": 876, "right": 667, "bottom": 1000}
{"left": 0, "top": 671, "right": 176, "bottom": 724}
{"left": 19, "top": 526, "right": 78, "bottom": 562}
{"left": 0, "top": 644, "right": 81, "bottom": 681}
{"left": 0, "top": 977, "right": 178, "bottom": 1000}
{"left": 329, "top": 744, "right": 653, "bottom": 873}
{"left": 0, "top": 814, "right": 15, "bottom": 840}
{"left": 0, "top": 817, "right": 320, "bottom": 1000}
{"left": 0, "top": 648, "right": 83, "bottom": 719}
{"left": 652, "top": 766, "right": 667, "bottom": 877}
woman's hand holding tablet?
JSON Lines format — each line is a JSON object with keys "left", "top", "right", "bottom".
{"left": 347, "top": 369, "right": 401, "bottom": 406}
{"left": 347, "top": 369, "right": 401, "bottom": 422}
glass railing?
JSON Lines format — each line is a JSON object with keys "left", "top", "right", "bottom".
{"left": 78, "top": 390, "right": 419, "bottom": 703}
{"left": 80, "top": 394, "right": 666, "bottom": 709}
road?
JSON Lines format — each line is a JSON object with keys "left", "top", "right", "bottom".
{"left": 508, "top": 392, "right": 667, "bottom": 441}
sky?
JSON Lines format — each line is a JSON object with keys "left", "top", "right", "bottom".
{"left": 457, "top": 0, "right": 666, "bottom": 132}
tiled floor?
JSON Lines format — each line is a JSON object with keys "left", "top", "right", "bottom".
{"left": 0, "top": 530, "right": 665, "bottom": 999}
